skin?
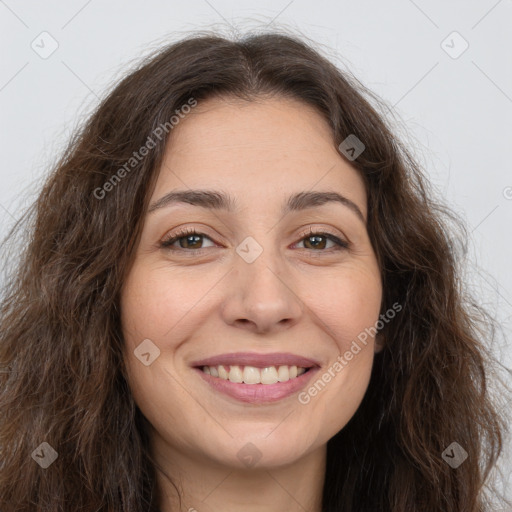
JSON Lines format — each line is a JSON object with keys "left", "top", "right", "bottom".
{"left": 120, "top": 95, "right": 384, "bottom": 512}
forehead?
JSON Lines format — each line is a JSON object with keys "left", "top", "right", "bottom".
{"left": 153, "top": 95, "right": 367, "bottom": 217}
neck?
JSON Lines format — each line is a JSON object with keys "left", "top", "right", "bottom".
{"left": 151, "top": 430, "right": 326, "bottom": 512}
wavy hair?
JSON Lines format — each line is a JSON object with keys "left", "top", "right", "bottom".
{"left": 0, "top": 30, "right": 510, "bottom": 511}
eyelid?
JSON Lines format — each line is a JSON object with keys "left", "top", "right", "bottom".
{"left": 160, "top": 226, "right": 218, "bottom": 249}
{"left": 295, "top": 225, "right": 348, "bottom": 243}
{"left": 292, "top": 226, "right": 350, "bottom": 252}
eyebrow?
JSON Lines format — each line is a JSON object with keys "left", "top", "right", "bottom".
{"left": 148, "top": 189, "right": 366, "bottom": 223}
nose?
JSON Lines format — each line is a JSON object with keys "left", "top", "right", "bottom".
{"left": 220, "top": 248, "right": 304, "bottom": 334}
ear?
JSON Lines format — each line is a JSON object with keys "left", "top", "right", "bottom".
{"left": 374, "top": 333, "right": 385, "bottom": 353}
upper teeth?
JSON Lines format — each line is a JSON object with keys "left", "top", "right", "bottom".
{"left": 201, "top": 364, "right": 307, "bottom": 384}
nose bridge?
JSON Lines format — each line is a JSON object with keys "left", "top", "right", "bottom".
{"left": 220, "top": 234, "right": 304, "bottom": 332}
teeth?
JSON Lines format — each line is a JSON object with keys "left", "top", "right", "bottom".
{"left": 228, "top": 365, "right": 243, "bottom": 383}
{"left": 201, "top": 364, "right": 308, "bottom": 384}
{"left": 277, "top": 365, "right": 289, "bottom": 382}
{"left": 243, "top": 366, "right": 261, "bottom": 384}
{"left": 261, "top": 366, "right": 279, "bottom": 384}
{"left": 218, "top": 365, "right": 229, "bottom": 380}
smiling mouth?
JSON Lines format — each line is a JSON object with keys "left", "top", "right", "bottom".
{"left": 195, "top": 364, "right": 311, "bottom": 384}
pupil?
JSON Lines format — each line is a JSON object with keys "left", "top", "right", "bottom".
{"left": 308, "top": 235, "right": 325, "bottom": 249}
{"left": 183, "top": 235, "right": 201, "bottom": 248}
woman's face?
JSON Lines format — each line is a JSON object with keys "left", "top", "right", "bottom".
{"left": 120, "top": 96, "right": 383, "bottom": 469}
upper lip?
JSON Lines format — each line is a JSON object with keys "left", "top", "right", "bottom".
{"left": 191, "top": 352, "right": 321, "bottom": 369}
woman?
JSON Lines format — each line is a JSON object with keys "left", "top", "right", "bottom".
{"left": 0, "top": 30, "right": 509, "bottom": 511}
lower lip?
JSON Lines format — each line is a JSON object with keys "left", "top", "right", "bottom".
{"left": 193, "top": 367, "right": 320, "bottom": 404}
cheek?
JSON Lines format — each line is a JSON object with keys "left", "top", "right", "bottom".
{"left": 301, "top": 264, "right": 382, "bottom": 348}
{"left": 119, "top": 264, "right": 204, "bottom": 429}
{"left": 297, "top": 267, "right": 381, "bottom": 432}
{"left": 119, "top": 262, "right": 225, "bottom": 411}
{"left": 120, "top": 261, "right": 217, "bottom": 344}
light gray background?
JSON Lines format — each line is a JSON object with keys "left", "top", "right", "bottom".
{"left": 1, "top": 0, "right": 511, "bottom": 502}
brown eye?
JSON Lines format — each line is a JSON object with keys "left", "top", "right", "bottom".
{"left": 303, "top": 234, "right": 329, "bottom": 250}
{"left": 160, "top": 229, "right": 215, "bottom": 250}
{"left": 296, "top": 231, "right": 349, "bottom": 251}
{"left": 176, "top": 234, "right": 203, "bottom": 249}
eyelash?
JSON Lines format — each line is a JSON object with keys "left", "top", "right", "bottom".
{"left": 160, "top": 227, "right": 350, "bottom": 254}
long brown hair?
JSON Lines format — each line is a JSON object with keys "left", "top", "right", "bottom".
{"left": 1, "top": 29, "right": 510, "bottom": 511}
